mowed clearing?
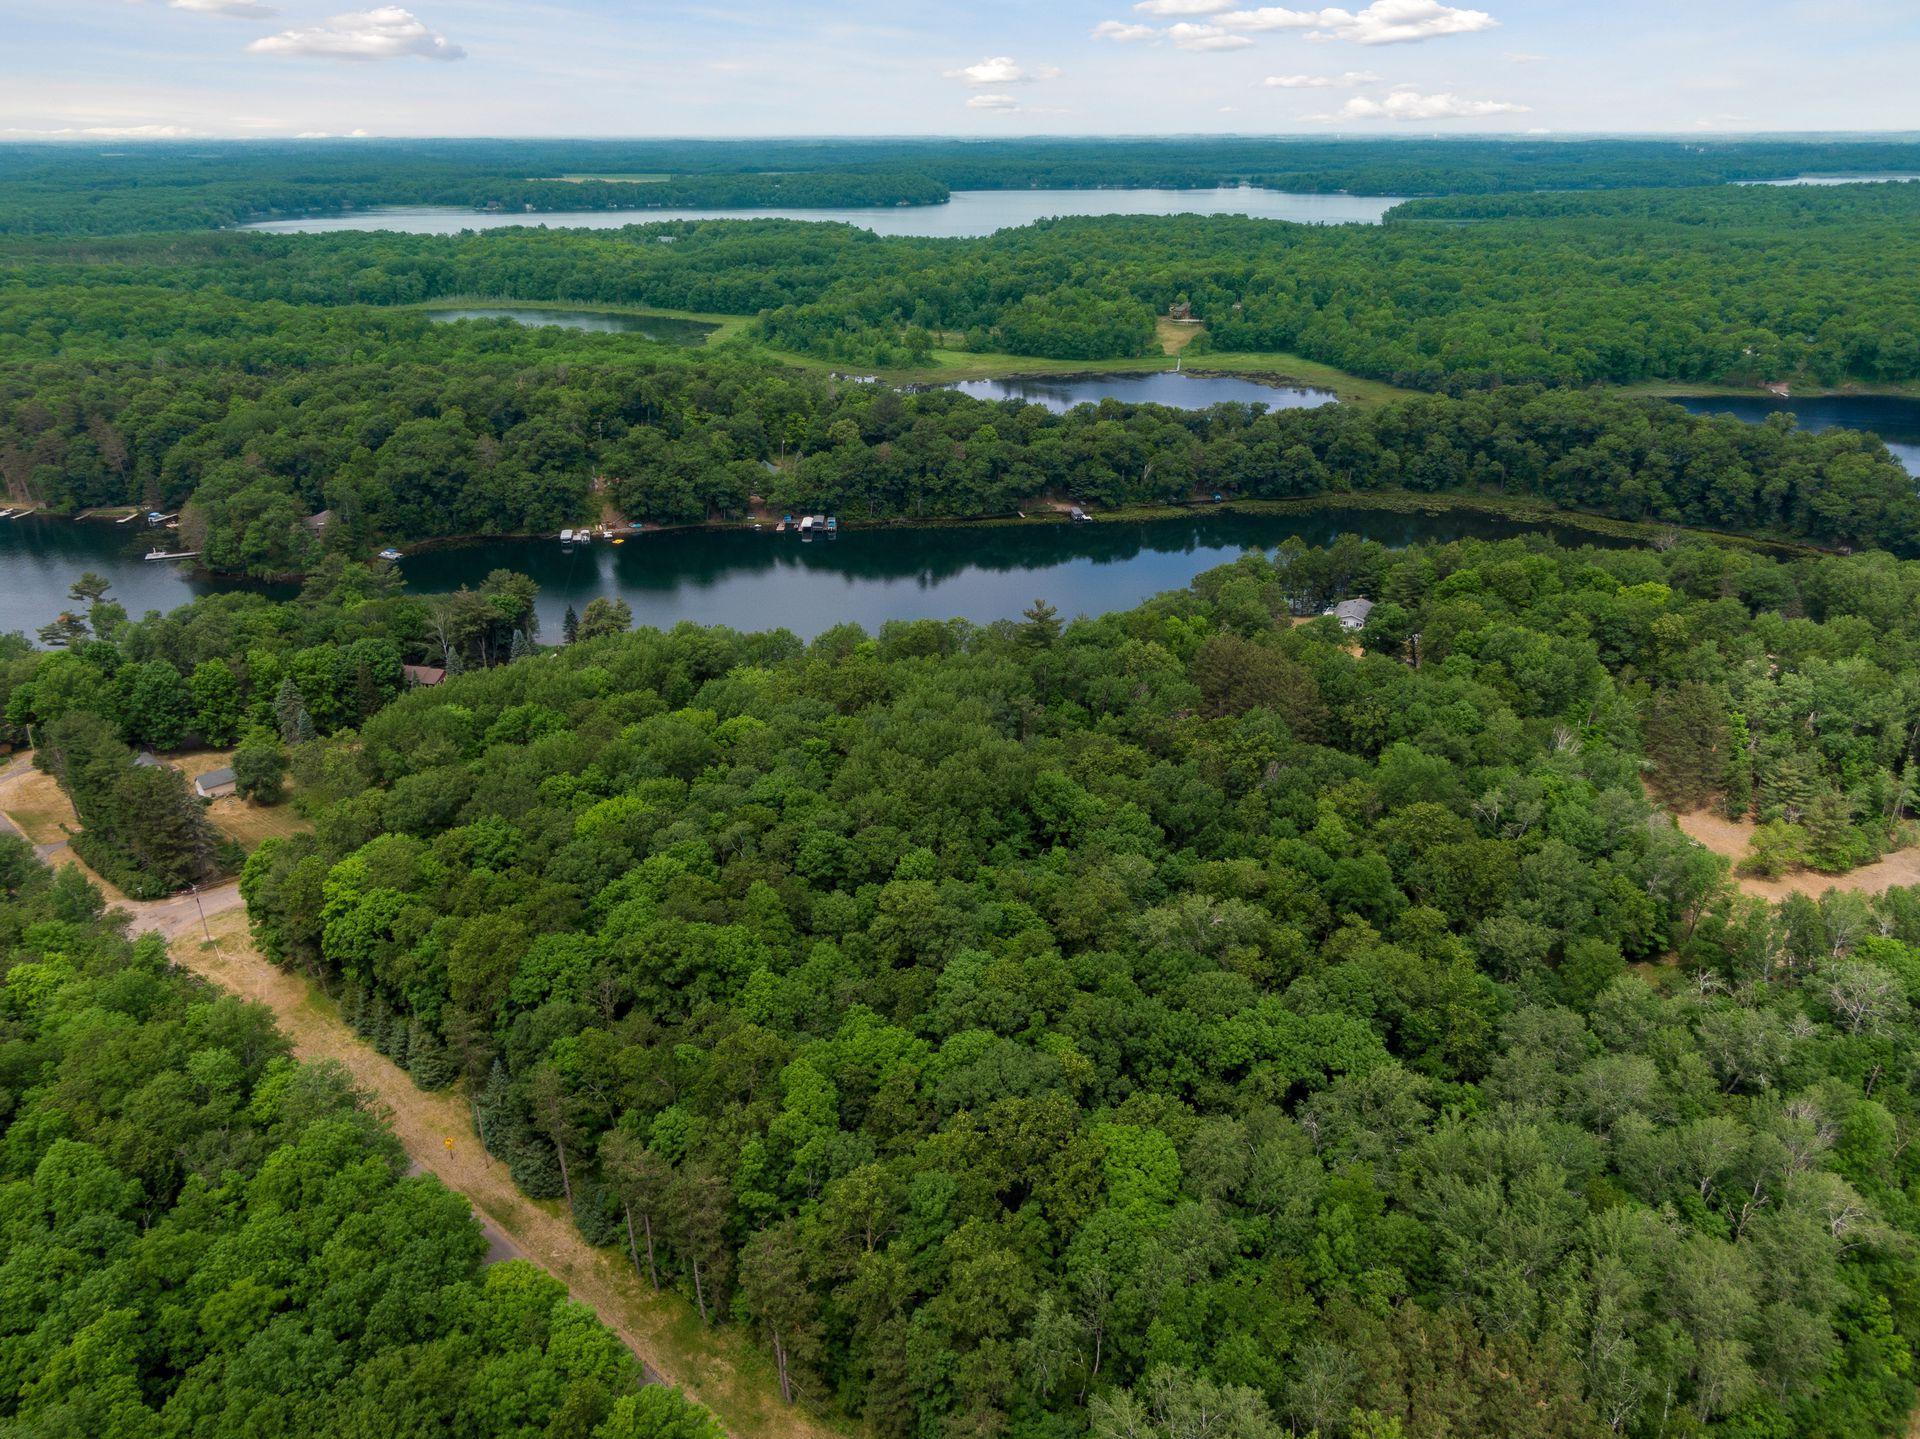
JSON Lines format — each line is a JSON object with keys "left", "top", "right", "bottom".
{"left": 0, "top": 748, "right": 309, "bottom": 855}
{"left": 167, "top": 910, "right": 847, "bottom": 1439}
{"left": 1672, "top": 807, "right": 1920, "bottom": 903}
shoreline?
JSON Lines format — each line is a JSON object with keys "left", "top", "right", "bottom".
{"left": 365, "top": 488, "right": 1825, "bottom": 566}
{"left": 10, "top": 488, "right": 1829, "bottom": 577}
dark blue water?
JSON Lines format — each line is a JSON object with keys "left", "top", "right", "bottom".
{"left": 1, "top": 507, "right": 1605, "bottom": 645}
{"left": 1674, "top": 394, "right": 1920, "bottom": 475}
{"left": 946, "top": 373, "right": 1337, "bottom": 413}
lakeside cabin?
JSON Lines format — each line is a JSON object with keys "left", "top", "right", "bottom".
{"left": 194, "top": 767, "right": 237, "bottom": 800}
{"left": 1324, "top": 597, "right": 1374, "bottom": 632}
{"left": 402, "top": 664, "right": 447, "bottom": 688}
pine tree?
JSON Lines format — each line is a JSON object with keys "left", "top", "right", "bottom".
{"left": 563, "top": 604, "right": 579, "bottom": 644}
{"left": 273, "top": 677, "right": 314, "bottom": 744}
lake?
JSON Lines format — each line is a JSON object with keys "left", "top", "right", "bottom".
{"left": 1736, "top": 174, "right": 1920, "bottom": 186}
{"left": 945, "top": 373, "right": 1337, "bottom": 413}
{"left": 1673, "top": 394, "right": 1920, "bottom": 474}
{"left": 426, "top": 307, "right": 717, "bottom": 343}
{"left": 2, "top": 507, "right": 1607, "bottom": 645}
{"left": 240, "top": 187, "right": 1407, "bottom": 238}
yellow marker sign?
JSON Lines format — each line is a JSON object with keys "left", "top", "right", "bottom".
{"left": 444, "top": 1136, "right": 455, "bottom": 1154}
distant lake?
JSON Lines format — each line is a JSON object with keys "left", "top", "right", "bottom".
{"left": 240, "top": 187, "right": 1407, "bottom": 238}
{"left": 1736, "top": 174, "right": 1920, "bottom": 186}
{"left": 2, "top": 507, "right": 1610, "bottom": 645}
{"left": 945, "top": 373, "right": 1338, "bottom": 413}
{"left": 1673, "top": 394, "right": 1920, "bottom": 475}
{"left": 426, "top": 307, "right": 716, "bottom": 343}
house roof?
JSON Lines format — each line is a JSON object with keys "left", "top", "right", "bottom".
{"left": 132, "top": 751, "right": 162, "bottom": 767}
{"left": 197, "top": 767, "right": 236, "bottom": 789}
{"left": 303, "top": 509, "right": 335, "bottom": 531}
{"left": 1329, "top": 598, "right": 1375, "bottom": 623}
{"left": 402, "top": 664, "right": 447, "bottom": 686}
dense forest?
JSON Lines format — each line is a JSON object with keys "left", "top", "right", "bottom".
{"left": 4, "top": 278, "right": 1917, "bottom": 569}
{"left": 0, "top": 831, "right": 722, "bottom": 1438}
{"left": 11, "top": 180, "right": 1920, "bottom": 389}
{"left": 14, "top": 126, "right": 1920, "bottom": 1439}
{"left": 181, "top": 532, "right": 1920, "bottom": 1439}
{"left": 7, "top": 136, "right": 1920, "bottom": 234}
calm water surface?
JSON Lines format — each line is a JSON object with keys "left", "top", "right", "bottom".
{"left": 427, "top": 307, "right": 717, "bottom": 343}
{"left": 241, "top": 187, "right": 1406, "bottom": 238}
{"left": 2, "top": 508, "right": 1603, "bottom": 644}
{"left": 947, "top": 373, "right": 1337, "bottom": 413}
{"left": 1674, "top": 394, "right": 1920, "bottom": 474}
{"left": 1736, "top": 174, "right": 1920, "bottom": 186}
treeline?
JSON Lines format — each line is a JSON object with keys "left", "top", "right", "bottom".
{"left": 0, "top": 835, "right": 721, "bottom": 1439}
{"left": 3, "top": 281, "right": 1915, "bottom": 565}
{"left": 10, "top": 137, "right": 1920, "bottom": 234}
{"left": 0, "top": 562, "right": 542, "bottom": 892}
{"left": 15, "top": 180, "right": 1920, "bottom": 386}
{"left": 233, "top": 535, "right": 1920, "bottom": 1439}
{"left": 3, "top": 561, "right": 537, "bottom": 742}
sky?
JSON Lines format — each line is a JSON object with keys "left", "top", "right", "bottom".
{"left": 4, "top": 0, "right": 1918, "bottom": 140}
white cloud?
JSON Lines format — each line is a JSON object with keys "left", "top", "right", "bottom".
{"left": 1263, "top": 70, "right": 1379, "bottom": 87}
{"left": 2, "top": 124, "right": 202, "bottom": 138}
{"left": 1308, "top": 1, "right": 1498, "bottom": 45}
{"left": 1194, "top": 1, "right": 1498, "bottom": 44}
{"left": 1339, "top": 88, "right": 1528, "bottom": 119}
{"left": 168, "top": 0, "right": 278, "bottom": 17}
{"left": 296, "top": 127, "right": 372, "bottom": 137}
{"left": 1092, "top": 20, "right": 1157, "bottom": 40}
{"left": 1215, "top": 7, "right": 1324, "bottom": 33}
{"left": 966, "top": 94, "right": 1021, "bottom": 110}
{"left": 248, "top": 7, "right": 465, "bottom": 62}
{"left": 1169, "top": 23, "right": 1254, "bottom": 49}
{"left": 945, "top": 57, "right": 1060, "bottom": 85}
{"left": 1504, "top": 50, "right": 1546, "bottom": 63}
{"left": 1133, "top": 0, "right": 1233, "bottom": 13}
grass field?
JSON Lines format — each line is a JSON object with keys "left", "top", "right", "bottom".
{"left": 1156, "top": 316, "right": 1205, "bottom": 355}
{"left": 0, "top": 765, "right": 76, "bottom": 844}
{"left": 1618, "top": 379, "right": 1920, "bottom": 400}
{"left": 0, "top": 748, "right": 310, "bottom": 857}
{"left": 399, "top": 299, "right": 1411, "bottom": 404}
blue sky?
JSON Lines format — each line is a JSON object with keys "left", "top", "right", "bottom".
{"left": 5, "top": 0, "right": 1917, "bottom": 139}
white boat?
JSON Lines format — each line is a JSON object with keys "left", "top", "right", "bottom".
{"left": 378, "top": 547, "right": 404, "bottom": 561}
{"left": 560, "top": 528, "right": 576, "bottom": 545}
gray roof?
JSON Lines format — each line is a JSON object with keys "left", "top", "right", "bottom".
{"left": 133, "top": 752, "right": 162, "bottom": 767}
{"left": 196, "top": 767, "right": 237, "bottom": 788}
{"left": 1328, "top": 598, "right": 1375, "bottom": 625}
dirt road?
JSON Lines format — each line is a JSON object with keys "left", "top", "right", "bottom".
{"left": 1672, "top": 808, "right": 1920, "bottom": 903}
{"left": 161, "top": 909, "right": 845, "bottom": 1439}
